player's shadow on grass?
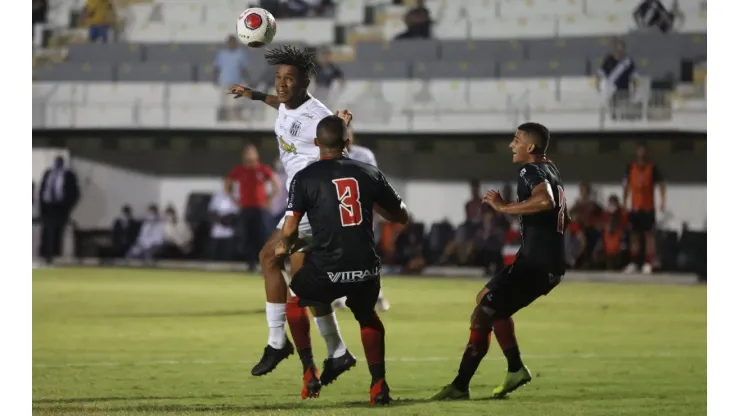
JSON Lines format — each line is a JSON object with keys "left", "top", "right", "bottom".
{"left": 33, "top": 398, "right": 431, "bottom": 412}
{"left": 102, "top": 309, "right": 264, "bottom": 319}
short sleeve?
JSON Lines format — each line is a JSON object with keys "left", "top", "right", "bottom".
{"left": 518, "top": 164, "right": 548, "bottom": 191}
{"left": 262, "top": 165, "right": 275, "bottom": 179}
{"left": 285, "top": 172, "right": 307, "bottom": 218}
{"left": 599, "top": 55, "right": 609, "bottom": 75}
{"left": 227, "top": 166, "right": 240, "bottom": 179}
{"left": 652, "top": 164, "right": 663, "bottom": 183}
{"left": 375, "top": 171, "right": 404, "bottom": 212}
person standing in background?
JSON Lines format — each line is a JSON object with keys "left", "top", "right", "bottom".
{"left": 595, "top": 39, "right": 638, "bottom": 118}
{"left": 225, "top": 144, "right": 280, "bottom": 271}
{"left": 208, "top": 190, "right": 239, "bottom": 261}
{"left": 38, "top": 156, "right": 80, "bottom": 265}
{"left": 623, "top": 145, "right": 666, "bottom": 274}
{"left": 81, "top": 0, "right": 117, "bottom": 43}
{"left": 215, "top": 35, "right": 250, "bottom": 121}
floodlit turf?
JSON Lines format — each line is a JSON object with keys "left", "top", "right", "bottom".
{"left": 32, "top": 268, "right": 706, "bottom": 416}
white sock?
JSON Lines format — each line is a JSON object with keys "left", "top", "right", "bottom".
{"left": 377, "top": 288, "right": 384, "bottom": 300}
{"left": 315, "top": 312, "right": 348, "bottom": 358}
{"left": 265, "top": 302, "right": 286, "bottom": 349}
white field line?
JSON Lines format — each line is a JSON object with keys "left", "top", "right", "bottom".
{"left": 32, "top": 351, "right": 703, "bottom": 369}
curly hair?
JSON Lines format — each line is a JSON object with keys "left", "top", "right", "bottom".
{"left": 264, "top": 45, "right": 317, "bottom": 77}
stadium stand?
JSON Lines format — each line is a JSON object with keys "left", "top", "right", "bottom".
{"left": 32, "top": 0, "right": 706, "bottom": 131}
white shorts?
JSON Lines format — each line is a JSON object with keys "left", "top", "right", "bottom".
{"left": 277, "top": 214, "right": 312, "bottom": 297}
{"left": 276, "top": 213, "right": 313, "bottom": 249}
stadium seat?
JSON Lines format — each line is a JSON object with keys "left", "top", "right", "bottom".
{"left": 499, "top": 0, "right": 585, "bottom": 18}
{"left": 160, "top": 3, "right": 204, "bottom": 25}
{"left": 74, "top": 105, "right": 134, "bottom": 128}
{"left": 336, "top": 0, "right": 366, "bottom": 25}
{"left": 470, "top": 17, "right": 557, "bottom": 39}
{"left": 117, "top": 63, "right": 194, "bottom": 82}
{"left": 500, "top": 59, "right": 587, "bottom": 78}
{"left": 408, "top": 78, "right": 469, "bottom": 112}
{"left": 66, "top": 43, "right": 144, "bottom": 63}
{"left": 83, "top": 83, "right": 166, "bottom": 106}
{"left": 355, "top": 40, "right": 439, "bottom": 62}
{"left": 440, "top": 39, "right": 525, "bottom": 62}
{"left": 340, "top": 61, "right": 410, "bottom": 80}
{"left": 145, "top": 43, "right": 221, "bottom": 63}
{"left": 557, "top": 14, "right": 635, "bottom": 37}
{"left": 35, "top": 63, "right": 115, "bottom": 82}
{"left": 168, "top": 83, "right": 223, "bottom": 107}
{"left": 127, "top": 24, "right": 174, "bottom": 43}
{"left": 412, "top": 61, "right": 497, "bottom": 79}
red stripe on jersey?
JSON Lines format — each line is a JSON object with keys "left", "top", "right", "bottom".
{"left": 286, "top": 210, "right": 301, "bottom": 217}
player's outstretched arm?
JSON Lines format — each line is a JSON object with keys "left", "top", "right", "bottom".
{"left": 227, "top": 84, "right": 280, "bottom": 109}
{"left": 484, "top": 184, "right": 555, "bottom": 215}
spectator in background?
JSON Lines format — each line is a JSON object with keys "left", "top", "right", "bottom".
{"left": 225, "top": 144, "right": 280, "bottom": 271}
{"left": 570, "top": 182, "right": 603, "bottom": 267}
{"left": 127, "top": 204, "right": 164, "bottom": 263}
{"left": 596, "top": 39, "right": 638, "bottom": 118}
{"left": 464, "top": 179, "right": 484, "bottom": 223}
{"left": 393, "top": 223, "right": 426, "bottom": 274}
{"left": 623, "top": 145, "right": 666, "bottom": 274}
{"left": 564, "top": 211, "right": 587, "bottom": 268}
{"left": 312, "top": 47, "right": 345, "bottom": 107}
{"left": 215, "top": 35, "right": 250, "bottom": 120}
{"left": 476, "top": 209, "right": 506, "bottom": 275}
{"left": 594, "top": 213, "right": 628, "bottom": 270}
{"left": 112, "top": 205, "right": 140, "bottom": 257}
{"left": 208, "top": 190, "right": 239, "bottom": 261}
{"left": 81, "top": 0, "right": 117, "bottom": 43}
{"left": 161, "top": 206, "right": 193, "bottom": 258}
{"left": 38, "top": 156, "right": 80, "bottom": 265}
{"left": 396, "top": 0, "right": 432, "bottom": 40}
{"left": 32, "top": 0, "right": 48, "bottom": 43}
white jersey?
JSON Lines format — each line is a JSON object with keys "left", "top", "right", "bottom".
{"left": 274, "top": 95, "right": 333, "bottom": 188}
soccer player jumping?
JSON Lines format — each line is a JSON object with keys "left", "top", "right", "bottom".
{"left": 227, "top": 46, "right": 357, "bottom": 390}
{"left": 432, "top": 122, "right": 567, "bottom": 400}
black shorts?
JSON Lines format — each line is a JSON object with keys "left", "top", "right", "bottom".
{"left": 629, "top": 211, "right": 656, "bottom": 232}
{"left": 481, "top": 262, "right": 562, "bottom": 320}
{"left": 289, "top": 264, "right": 381, "bottom": 319}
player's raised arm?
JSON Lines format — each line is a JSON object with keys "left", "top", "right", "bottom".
{"left": 227, "top": 84, "right": 281, "bottom": 109}
{"left": 374, "top": 171, "right": 409, "bottom": 225}
{"left": 485, "top": 165, "right": 555, "bottom": 215}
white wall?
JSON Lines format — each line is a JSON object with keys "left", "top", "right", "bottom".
{"left": 70, "top": 158, "right": 160, "bottom": 228}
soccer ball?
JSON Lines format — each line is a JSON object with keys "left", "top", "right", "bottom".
{"left": 236, "top": 8, "right": 277, "bottom": 48}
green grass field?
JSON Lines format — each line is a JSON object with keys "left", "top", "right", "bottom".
{"left": 32, "top": 268, "right": 706, "bottom": 416}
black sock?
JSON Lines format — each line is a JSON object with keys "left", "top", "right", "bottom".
{"left": 298, "top": 348, "right": 315, "bottom": 371}
{"left": 503, "top": 346, "right": 523, "bottom": 372}
{"left": 369, "top": 362, "right": 385, "bottom": 383}
{"left": 451, "top": 328, "right": 491, "bottom": 391}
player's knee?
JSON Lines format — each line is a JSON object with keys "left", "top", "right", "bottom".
{"left": 258, "top": 242, "right": 279, "bottom": 269}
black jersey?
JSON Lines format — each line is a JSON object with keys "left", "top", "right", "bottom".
{"left": 286, "top": 156, "right": 404, "bottom": 277}
{"left": 515, "top": 160, "right": 567, "bottom": 274}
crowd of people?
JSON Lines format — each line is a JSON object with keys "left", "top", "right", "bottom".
{"left": 35, "top": 144, "right": 696, "bottom": 277}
